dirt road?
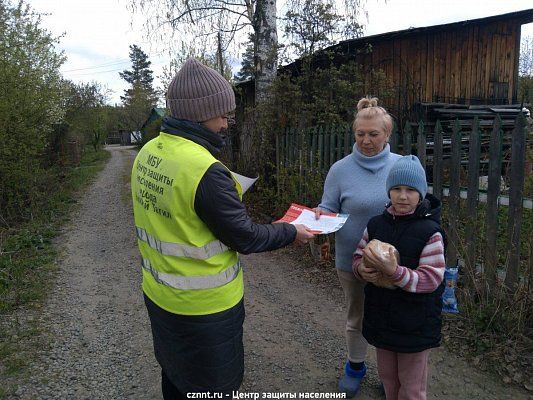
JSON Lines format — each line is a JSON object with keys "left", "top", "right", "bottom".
{"left": 10, "top": 145, "right": 530, "bottom": 399}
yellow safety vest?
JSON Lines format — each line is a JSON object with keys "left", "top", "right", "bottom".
{"left": 131, "top": 132, "right": 244, "bottom": 315}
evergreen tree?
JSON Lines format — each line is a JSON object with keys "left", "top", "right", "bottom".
{"left": 234, "top": 34, "right": 256, "bottom": 82}
{"left": 119, "top": 44, "right": 157, "bottom": 131}
{"left": 119, "top": 44, "right": 155, "bottom": 97}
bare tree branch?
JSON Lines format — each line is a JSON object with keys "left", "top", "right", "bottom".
{"left": 170, "top": 6, "right": 249, "bottom": 24}
{"left": 243, "top": 0, "right": 254, "bottom": 23}
{"left": 184, "top": 0, "right": 196, "bottom": 24}
{"left": 212, "top": 0, "right": 248, "bottom": 7}
{"left": 223, "top": 16, "right": 250, "bottom": 49}
{"left": 194, "top": 20, "right": 249, "bottom": 39}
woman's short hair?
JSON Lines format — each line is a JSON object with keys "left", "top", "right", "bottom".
{"left": 353, "top": 96, "right": 393, "bottom": 135}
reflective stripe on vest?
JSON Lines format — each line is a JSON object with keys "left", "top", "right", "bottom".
{"left": 136, "top": 226, "right": 229, "bottom": 260}
{"left": 142, "top": 258, "right": 241, "bottom": 290}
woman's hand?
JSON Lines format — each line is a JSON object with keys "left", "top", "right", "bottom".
{"left": 312, "top": 207, "right": 323, "bottom": 220}
{"left": 362, "top": 246, "right": 398, "bottom": 276}
{"left": 358, "top": 260, "right": 383, "bottom": 283}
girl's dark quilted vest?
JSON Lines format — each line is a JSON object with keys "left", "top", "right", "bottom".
{"left": 362, "top": 195, "right": 445, "bottom": 353}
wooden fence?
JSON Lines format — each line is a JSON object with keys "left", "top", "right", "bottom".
{"left": 276, "top": 113, "right": 531, "bottom": 291}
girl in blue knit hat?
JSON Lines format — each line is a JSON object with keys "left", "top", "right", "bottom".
{"left": 353, "top": 155, "right": 446, "bottom": 400}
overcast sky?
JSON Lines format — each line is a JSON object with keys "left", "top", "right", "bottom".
{"left": 29, "top": 0, "right": 533, "bottom": 105}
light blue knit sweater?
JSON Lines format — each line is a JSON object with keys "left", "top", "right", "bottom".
{"left": 319, "top": 144, "right": 401, "bottom": 271}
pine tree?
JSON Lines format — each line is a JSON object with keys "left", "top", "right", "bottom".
{"left": 235, "top": 34, "right": 256, "bottom": 82}
{"left": 119, "top": 44, "right": 157, "bottom": 131}
{"left": 119, "top": 44, "right": 155, "bottom": 97}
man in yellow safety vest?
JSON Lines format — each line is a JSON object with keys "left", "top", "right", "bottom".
{"left": 131, "top": 58, "right": 314, "bottom": 399}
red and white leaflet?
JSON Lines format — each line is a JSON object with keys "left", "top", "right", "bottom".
{"left": 277, "top": 203, "right": 349, "bottom": 234}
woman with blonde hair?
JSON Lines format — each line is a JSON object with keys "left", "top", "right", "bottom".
{"left": 315, "top": 96, "right": 401, "bottom": 397}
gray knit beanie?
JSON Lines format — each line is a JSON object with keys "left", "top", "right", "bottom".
{"left": 166, "top": 58, "right": 236, "bottom": 122}
{"left": 386, "top": 155, "right": 428, "bottom": 199}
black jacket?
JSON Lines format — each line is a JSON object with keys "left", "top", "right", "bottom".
{"left": 161, "top": 116, "right": 297, "bottom": 253}
{"left": 363, "top": 194, "right": 445, "bottom": 353}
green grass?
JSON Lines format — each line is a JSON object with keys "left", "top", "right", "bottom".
{"left": 0, "top": 147, "right": 110, "bottom": 397}
{"left": 0, "top": 148, "right": 110, "bottom": 313}
{"left": 121, "top": 150, "right": 137, "bottom": 206}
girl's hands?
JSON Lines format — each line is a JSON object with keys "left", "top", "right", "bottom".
{"left": 362, "top": 246, "right": 398, "bottom": 276}
{"left": 358, "top": 260, "right": 383, "bottom": 283}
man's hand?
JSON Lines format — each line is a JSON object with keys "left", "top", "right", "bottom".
{"left": 362, "top": 246, "right": 398, "bottom": 276}
{"left": 293, "top": 224, "right": 315, "bottom": 245}
{"left": 358, "top": 260, "right": 383, "bottom": 283}
{"left": 312, "top": 207, "right": 323, "bottom": 220}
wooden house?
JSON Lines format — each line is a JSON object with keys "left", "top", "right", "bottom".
{"left": 236, "top": 9, "right": 533, "bottom": 121}
{"left": 106, "top": 131, "right": 122, "bottom": 145}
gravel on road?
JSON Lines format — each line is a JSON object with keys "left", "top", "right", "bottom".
{"left": 6, "top": 145, "right": 530, "bottom": 400}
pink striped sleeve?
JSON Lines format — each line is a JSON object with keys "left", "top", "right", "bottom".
{"left": 352, "top": 228, "right": 369, "bottom": 280}
{"left": 389, "top": 232, "right": 445, "bottom": 293}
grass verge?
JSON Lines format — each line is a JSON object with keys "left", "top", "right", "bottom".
{"left": 0, "top": 147, "right": 110, "bottom": 397}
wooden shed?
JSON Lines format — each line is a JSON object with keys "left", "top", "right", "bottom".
{"left": 236, "top": 9, "right": 533, "bottom": 120}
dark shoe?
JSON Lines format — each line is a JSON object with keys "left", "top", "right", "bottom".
{"left": 338, "top": 361, "right": 366, "bottom": 398}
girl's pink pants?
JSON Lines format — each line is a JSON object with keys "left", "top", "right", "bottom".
{"left": 376, "top": 348, "right": 431, "bottom": 400}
